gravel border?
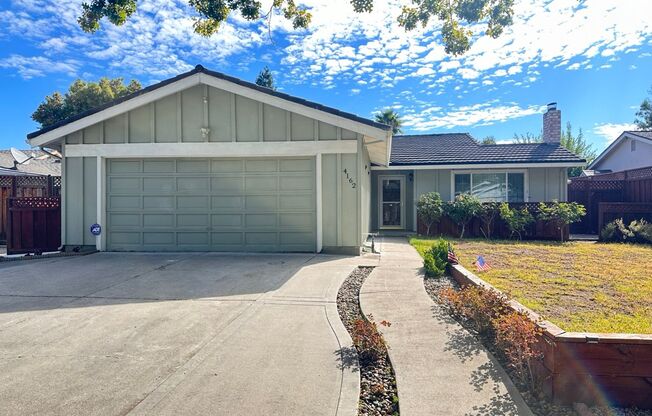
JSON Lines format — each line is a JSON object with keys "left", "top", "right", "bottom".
{"left": 423, "top": 275, "right": 652, "bottom": 416}
{"left": 337, "top": 266, "right": 399, "bottom": 416}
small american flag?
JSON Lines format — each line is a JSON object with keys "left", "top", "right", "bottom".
{"left": 475, "top": 255, "right": 491, "bottom": 272}
{"left": 447, "top": 243, "right": 459, "bottom": 264}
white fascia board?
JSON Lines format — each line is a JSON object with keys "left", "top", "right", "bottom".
{"left": 64, "top": 140, "right": 358, "bottom": 158}
{"left": 371, "top": 162, "right": 583, "bottom": 170}
{"left": 588, "top": 132, "right": 627, "bottom": 169}
{"left": 199, "top": 74, "right": 388, "bottom": 141}
{"left": 28, "top": 74, "right": 202, "bottom": 147}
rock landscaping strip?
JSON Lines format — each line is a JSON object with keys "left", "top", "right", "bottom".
{"left": 337, "top": 266, "right": 399, "bottom": 416}
{"left": 423, "top": 275, "right": 652, "bottom": 416}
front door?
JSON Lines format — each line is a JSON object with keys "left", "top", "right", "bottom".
{"left": 379, "top": 176, "right": 405, "bottom": 229}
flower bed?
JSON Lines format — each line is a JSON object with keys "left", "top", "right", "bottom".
{"left": 336, "top": 266, "right": 399, "bottom": 416}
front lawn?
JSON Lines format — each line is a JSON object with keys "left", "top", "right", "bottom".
{"left": 410, "top": 237, "right": 652, "bottom": 334}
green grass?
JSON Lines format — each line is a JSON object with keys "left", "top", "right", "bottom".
{"left": 410, "top": 237, "right": 652, "bottom": 334}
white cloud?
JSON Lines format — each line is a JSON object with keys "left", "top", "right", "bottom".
{"left": 0, "top": 54, "right": 80, "bottom": 78}
{"left": 593, "top": 123, "right": 638, "bottom": 143}
{"left": 402, "top": 101, "right": 545, "bottom": 131}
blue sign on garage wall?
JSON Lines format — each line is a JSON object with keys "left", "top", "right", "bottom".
{"left": 90, "top": 224, "right": 102, "bottom": 236}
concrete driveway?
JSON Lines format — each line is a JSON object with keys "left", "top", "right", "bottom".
{"left": 0, "top": 252, "right": 375, "bottom": 416}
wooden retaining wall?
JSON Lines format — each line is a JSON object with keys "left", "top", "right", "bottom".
{"left": 449, "top": 265, "right": 652, "bottom": 409}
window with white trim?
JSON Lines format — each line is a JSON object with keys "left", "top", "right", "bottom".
{"left": 454, "top": 172, "right": 525, "bottom": 202}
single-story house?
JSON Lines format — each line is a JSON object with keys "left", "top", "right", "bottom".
{"left": 27, "top": 65, "right": 584, "bottom": 254}
{"left": 585, "top": 130, "right": 652, "bottom": 174}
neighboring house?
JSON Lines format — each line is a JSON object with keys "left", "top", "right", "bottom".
{"left": 26, "top": 65, "right": 583, "bottom": 253}
{"left": 587, "top": 130, "right": 652, "bottom": 173}
{"left": 0, "top": 149, "right": 61, "bottom": 243}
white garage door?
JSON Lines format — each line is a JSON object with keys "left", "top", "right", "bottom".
{"left": 106, "top": 158, "right": 316, "bottom": 252}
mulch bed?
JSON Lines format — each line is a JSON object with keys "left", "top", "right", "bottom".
{"left": 423, "top": 275, "right": 652, "bottom": 416}
{"left": 337, "top": 266, "right": 399, "bottom": 416}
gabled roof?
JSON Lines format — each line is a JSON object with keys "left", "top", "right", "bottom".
{"left": 389, "top": 134, "right": 585, "bottom": 166}
{"left": 0, "top": 150, "right": 61, "bottom": 176}
{"left": 27, "top": 65, "right": 391, "bottom": 146}
{"left": 588, "top": 130, "right": 652, "bottom": 169}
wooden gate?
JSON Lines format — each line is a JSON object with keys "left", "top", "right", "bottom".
{"left": 6, "top": 197, "right": 61, "bottom": 255}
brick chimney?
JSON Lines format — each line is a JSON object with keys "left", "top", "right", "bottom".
{"left": 543, "top": 102, "right": 561, "bottom": 144}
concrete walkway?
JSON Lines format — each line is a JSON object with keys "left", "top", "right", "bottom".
{"left": 360, "top": 237, "right": 533, "bottom": 416}
{"left": 0, "top": 252, "right": 377, "bottom": 416}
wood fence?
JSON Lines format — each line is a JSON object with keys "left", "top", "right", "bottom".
{"left": 6, "top": 197, "right": 61, "bottom": 255}
{"left": 0, "top": 175, "right": 60, "bottom": 243}
{"left": 417, "top": 202, "right": 569, "bottom": 241}
{"left": 569, "top": 166, "right": 652, "bottom": 234}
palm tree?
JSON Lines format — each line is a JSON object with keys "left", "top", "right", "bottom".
{"left": 374, "top": 109, "right": 403, "bottom": 134}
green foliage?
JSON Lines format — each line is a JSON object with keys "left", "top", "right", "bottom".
{"left": 560, "top": 123, "right": 597, "bottom": 177}
{"left": 635, "top": 87, "right": 652, "bottom": 129}
{"left": 498, "top": 202, "right": 534, "bottom": 240}
{"left": 537, "top": 201, "right": 586, "bottom": 242}
{"left": 478, "top": 202, "right": 500, "bottom": 239}
{"left": 374, "top": 108, "right": 403, "bottom": 134}
{"left": 32, "top": 77, "right": 141, "bottom": 128}
{"left": 512, "top": 132, "right": 542, "bottom": 144}
{"left": 601, "top": 219, "right": 652, "bottom": 244}
{"left": 444, "top": 194, "right": 482, "bottom": 238}
{"left": 79, "top": 0, "right": 312, "bottom": 36}
{"left": 78, "top": 1, "right": 514, "bottom": 56}
{"left": 255, "top": 66, "right": 276, "bottom": 90}
{"left": 397, "top": 0, "right": 514, "bottom": 55}
{"left": 480, "top": 136, "right": 496, "bottom": 144}
{"left": 423, "top": 238, "right": 448, "bottom": 278}
{"left": 416, "top": 192, "right": 443, "bottom": 236}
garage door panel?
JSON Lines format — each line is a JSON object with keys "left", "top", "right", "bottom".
{"left": 144, "top": 196, "right": 174, "bottom": 210}
{"left": 144, "top": 214, "right": 174, "bottom": 227}
{"left": 107, "top": 158, "right": 315, "bottom": 252}
{"left": 143, "top": 177, "right": 175, "bottom": 192}
{"left": 245, "top": 195, "right": 277, "bottom": 211}
{"left": 211, "top": 177, "right": 243, "bottom": 193}
{"left": 177, "top": 196, "right": 209, "bottom": 210}
{"left": 212, "top": 214, "right": 242, "bottom": 227}
{"left": 178, "top": 177, "right": 210, "bottom": 193}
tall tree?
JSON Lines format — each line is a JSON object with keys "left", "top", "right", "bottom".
{"left": 32, "top": 77, "right": 141, "bottom": 128}
{"left": 635, "top": 87, "right": 652, "bottom": 129}
{"left": 512, "top": 131, "right": 542, "bottom": 144}
{"left": 374, "top": 109, "right": 403, "bottom": 134}
{"left": 255, "top": 66, "right": 276, "bottom": 90}
{"left": 78, "top": 0, "right": 514, "bottom": 56}
{"left": 512, "top": 123, "right": 596, "bottom": 177}
{"left": 480, "top": 136, "right": 496, "bottom": 144}
{"left": 560, "top": 122, "right": 596, "bottom": 177}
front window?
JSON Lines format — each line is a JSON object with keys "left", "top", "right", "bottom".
{"left": 454, "top": 172, "right": 525, "bottom": 202}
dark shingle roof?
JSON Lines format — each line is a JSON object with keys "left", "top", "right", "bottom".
{"left": 390, "top": 134, "right": 585, "bottom": 166}
{"left": 28, "top": 65, "right": 390, "bottom": 140}
{"left": 0, "top": 150, "right": 61, "bottom": 176}
{"left": 627, "top": 131, "right": 652, "bottom": 140}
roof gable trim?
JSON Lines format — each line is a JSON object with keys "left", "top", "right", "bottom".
{"left": 588, "top": 131, "right": 649, "bottom": 169}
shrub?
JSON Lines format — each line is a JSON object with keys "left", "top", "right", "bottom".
{"left": 417, "top": 192, "right": 444, "bottom": 236}
{"left": 628, "top": 219, "right": 652, "bottom": 244}
{"left": 537, "top": 200, "right": 586, "bottom": 242}
{"left": 478, "top": 202, "right": 500, "bottom": 240}
{"left": 601, "top": 218, "right": 652, "bottom": 244}
{"left": 423, "top": 238, "right": 448, "bottom": 278}
{"left": 438, "top": 285, "right": 510, "bottom": 336}
{"left": 444, "top": 194, "right": 482, "bottom": 238}
{"left": 499, "top": 203, "right": 534, "bottom": 240}
{"left": 351, "top": 314, "right": 391, "bottom": 364}
{"left": 493, "top": 311, "right": 543, "bottom": 390}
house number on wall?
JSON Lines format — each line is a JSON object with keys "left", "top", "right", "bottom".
{"left": 343, "top": 168, "right": 357, "bottom": 188}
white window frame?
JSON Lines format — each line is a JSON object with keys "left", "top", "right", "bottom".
{"left": 378, "top": 175, "right": 406, "bottom": 230}
{"left": 450, "top": 169, "right": 529, "bottom": 202}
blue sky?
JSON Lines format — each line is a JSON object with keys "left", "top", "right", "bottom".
{"left": 0, "top": 0, "right": 651, "bottom": 151}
